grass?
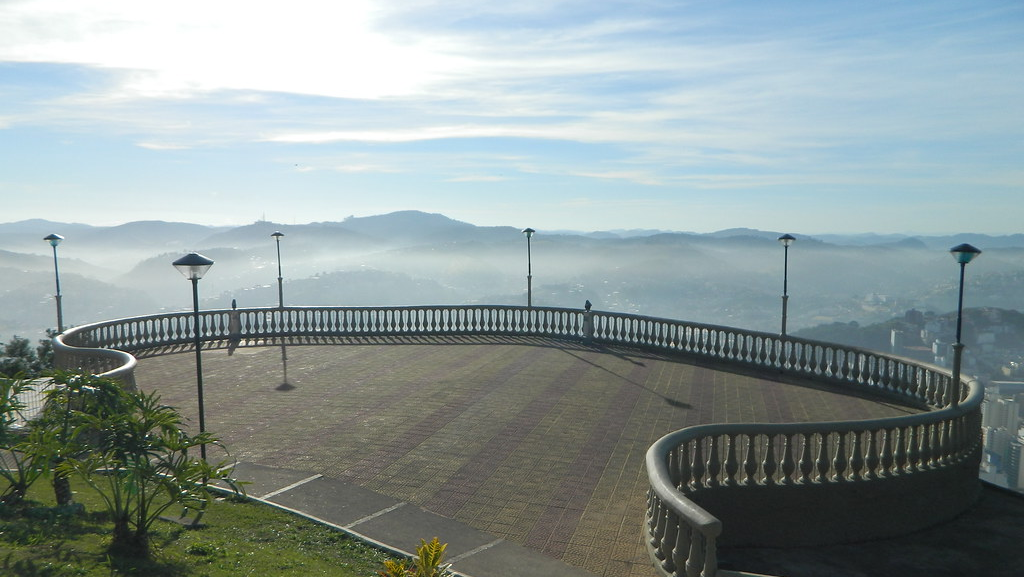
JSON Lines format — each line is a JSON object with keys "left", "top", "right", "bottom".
{"left": 0, "top": 477, "right": 394, "bottom": 576}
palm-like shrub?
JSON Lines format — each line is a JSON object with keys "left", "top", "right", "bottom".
{"left": 35, "top": 373, "right": 243, "bottom": 556}
{"left": 0, "top": 377, "right": 44, "bottom": 506}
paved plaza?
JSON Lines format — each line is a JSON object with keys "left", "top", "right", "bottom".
{"left": 134, "top": 335, "right": 920, "bottom": 577}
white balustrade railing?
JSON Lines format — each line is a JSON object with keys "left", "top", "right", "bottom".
{"left": 53, "top": 305, "right": 982, "bottom": 577}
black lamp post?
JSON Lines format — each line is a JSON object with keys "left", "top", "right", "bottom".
{"left": 778, "top": 234, "right": 796, "bottom": 336}
{"left": 172, "top": 252, "right": 214, "bottom": 460}
{"left": 949, "top": 243, "right": 981, "bottom": 408}
{"left": 271, "top": 231, "right": 285, "bottom": 308}
{"left": 522, "top": 228, "right": 535, "bottom": 307}
{"left": 43, "top": 233, "right": 65, "bottom": 333}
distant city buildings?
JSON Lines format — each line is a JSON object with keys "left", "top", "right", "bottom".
{"left": 885, "top": 307, "right": 1024, "bottom": 493}
{"left": 981, "top": 383, "right": 1024, "bottom": 491}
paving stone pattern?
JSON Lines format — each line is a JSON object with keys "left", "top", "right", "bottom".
{"left": 134, "top": 336, "right": 915, "bottom": 577}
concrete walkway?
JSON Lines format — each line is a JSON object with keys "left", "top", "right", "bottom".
{"left": 134, "top": 335, "right": 920, "bottom": 576}
{"left": 231, "top": 461, "right": 598, "bottom": 577}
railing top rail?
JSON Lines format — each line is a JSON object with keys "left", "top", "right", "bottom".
{"left": 648, "top": 375, "right": 981, "bottom": 449}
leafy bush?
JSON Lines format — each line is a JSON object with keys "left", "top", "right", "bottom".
{"left": 10, "top": 372, "right": 245, "bottom": 557}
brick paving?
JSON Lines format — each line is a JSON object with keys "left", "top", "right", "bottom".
{"left": 134, "top": 336, "right": 918, "bottom": 577}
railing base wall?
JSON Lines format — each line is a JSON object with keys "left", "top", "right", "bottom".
{"left": 691, "top": 453, "right": 982, "bottom": 547}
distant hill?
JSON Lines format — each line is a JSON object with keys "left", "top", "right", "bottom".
{"left": 811, "top": 232, "right": 1024, "bottom": 250}
{"left": 196, "top": 221, "right": 377, "bottom": 251}
{"left": 706, "top": 228, "right": 784, "bottom": 240}
{"left": 0, "top": 219, "right": 96, "bottom": 235}
{"left": 332, "top": 211, "right": 520, "bottom": 246}
{"left": 78, "top": 220, "right": 222, "bottom": 251}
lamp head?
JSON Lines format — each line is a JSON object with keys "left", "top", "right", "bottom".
{"left": 522, "top": 228, "right": 535, "bottom": 238}
{"left": 778, "top": 233, "right": 796, "bottom": 247}
{"left": 271, "top": 231, "right": 284, "bottom": 240}
{"left": 949, "top": 243, "right": 981, "bottom": 265}
{"left": 44, "top": 233, "right": 64, "bottom": 247}
{"left": 173, "top": 252, "right": 215, "bottom": 281}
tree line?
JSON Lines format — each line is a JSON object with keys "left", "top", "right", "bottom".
{"left": 0, "top": 332, "right": 54, "bottom": 378}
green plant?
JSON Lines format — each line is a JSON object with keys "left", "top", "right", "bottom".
{"left": 0, "top": 377, "right": 45, "bottom": 506}
{"left": 27, "top": 372, "right": 121, "bottom": 507}
{"left": 378, "top": 537, "right": 453, "bottom": 577}
{"left": 2, "top": 475, "right": 393, "bottom": 576}
{"left": 53, "top": 378, "right": 244, "bottom": 557}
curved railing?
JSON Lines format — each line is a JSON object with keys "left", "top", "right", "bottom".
{"left": 51, "top": 336, "right": 138, "bottom": 388}
{"left": 53, "top": 305, "right": 982, "bottom": 577}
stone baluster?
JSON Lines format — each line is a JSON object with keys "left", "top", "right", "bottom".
{"left": 906, "top": 425, "right": 921, "bottom": 472}
{"left": 815, "top": 433, "right": 831, "bottom": 482}
{"left": 660, "top": 509, "right": 679, "bottom": 571}
{"left": 743, "top": 434, "right": 758, "bottom": 485}
{"left": 668, "top": 447, "right": 681, "bottom": 487}
{"left": 939, "top": 419, "right": 952, "bottom": 466}
{"left": 880, "top": 428, "right": 894, "bottom": 476}
{"left": 706, "top": 437, "right": 721, "bottom": 487}
{"left": 864, "top": 430, "right": 880, "bottom": 480}
{"left": 849, "top": 431, "right": 864, "bottom": 481}
{"left": 799, "top": 433, "right": 814, "bottom": 483}
{"left": 700, "top": 532, "right": 718, "bottom": 577}
{"left": 723, "top": 434, "right": 739, "bottom": 486}
{"left": 691, "top": 441, "right": 705, "bottom": 489}
{"left": 684, "top": 528, "right": 703, "bottom": 577}
{"left": 781, "top": 434, "right": 796, "bottom": 484}
{"left": 893, "top": 427, "right": 908, "bottom": 473}
{"left": 832, "top": 432, "right": 848, "bottom": 481}
{"left": 651, "top": 497, "right": 667, "bottom": 557}
{"left": 678, "top": 443, "right": 691, "bottom": 489}
{"left": 762, "top": 435, "right": 778, "bottom": 485}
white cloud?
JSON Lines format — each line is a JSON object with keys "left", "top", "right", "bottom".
{"left": 0, "top": 0, "right": 462, "bottom": 99}
{"left": 265, "top": 125, "right": 552, "bottom": 144}
{"left": 445, "top": 175, "right": 510, "bottom": 182}
{"left": 135, "top": 141, "right": 190, "bottom": 150}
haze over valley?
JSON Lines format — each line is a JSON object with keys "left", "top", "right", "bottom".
{"left": 3, "top": 211, "right": 1022, "bottom": 348}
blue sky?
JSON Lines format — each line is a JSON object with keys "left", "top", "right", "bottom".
{"left": 1, "top": 0, "right": 1021, "bottom": 234}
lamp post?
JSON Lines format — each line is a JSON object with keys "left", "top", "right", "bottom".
{"left": 949, "top": 243, "right": 981, "bottom": 408}
{"left": 778, "top": 234, "right": 796, "bottom": 336}
{"left": 43, "top": 233, "right": 65, "bottom": 333}
{"left": 522, "top": 228, "right": 535, "bottom": 307}
{"left": 172, "top": 252, "right": 214, "bottom": 460}
{"left": 271, "top": 231, "right": 285, "bottom": 308}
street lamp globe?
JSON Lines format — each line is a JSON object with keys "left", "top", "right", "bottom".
{"left": 172, "top": 252, "right": 215, "bottom": 280}
{"left": 950, "top": 243, "right": 981, "bottom": 265}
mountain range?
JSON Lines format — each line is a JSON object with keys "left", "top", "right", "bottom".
{"left": 1, "top": 210, "right": 1021, "bottom": 342}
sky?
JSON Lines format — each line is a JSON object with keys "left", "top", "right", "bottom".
{"left": 1, "top": 0, "right": 1021, "bottom": 234}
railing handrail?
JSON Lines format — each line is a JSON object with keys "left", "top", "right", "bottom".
{"left": 55, "top": 304, "right": 977, "bottom": 406}
{"left": 53, "top": 304, "right": 982, "bottom": 577}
